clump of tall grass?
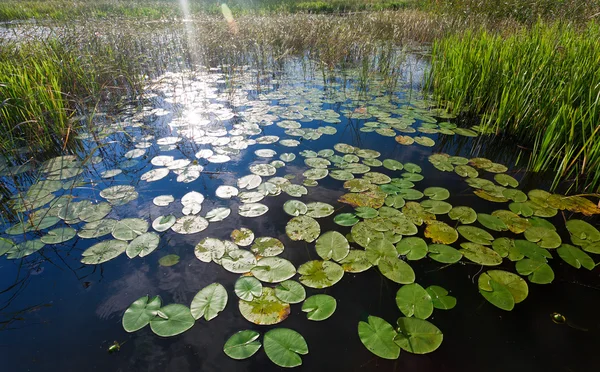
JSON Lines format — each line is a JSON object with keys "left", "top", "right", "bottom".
{"left": 428, "top": 22, "right": 600, "bottom": 191}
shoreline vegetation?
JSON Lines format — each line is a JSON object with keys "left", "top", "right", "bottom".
{"left": 1, "top": 0, "right": 600, "bottom": 191}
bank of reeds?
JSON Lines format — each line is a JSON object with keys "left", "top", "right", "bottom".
{"left": 428, "top": 22, "right": 600, "bottom": 191}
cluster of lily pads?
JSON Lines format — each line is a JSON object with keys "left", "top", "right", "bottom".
{"left": 2, "top": 66, "right": 599, "bottom": 369}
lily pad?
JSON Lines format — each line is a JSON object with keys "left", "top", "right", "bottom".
{"left": 394, "top": 317, "right": 443, "bottom": 354}
{"left": 190, "top": 283, "right": 228, "bottom": 321}
{"left": 298, "top": 260, "right": 344, "bottom": 288}
{"left": 252, "top": 257, "right": 296, "bottom": 283}
{"left": 112, "top": 218, "right": 149, "bottom": 241}
{"left": 378, "top": 257, "right": 416, "bottom": 284}
{"left": 333, "top": 213, "right": 359, "bottom": 226}
{"left": 122, "top": 295, "right": 162, "bottom": 333}
{"left": 263, "top": 328, "right": 309, "bottom": 368}
{"left": 286, "top": 216, "right": 320, "bottom": 243}
{"left": 426, "top": 286, "right": 457, "bottom": 310}
{"left": 150, "top": 304, "right": 195, "bottom": 337}
{"left": 478, "top": 270, "right": 528, "bottom": 310}
{"left": 223, "top": 330, "right": 262, "bottom": 360}
{"left": 424, "top": 221, "right": 458, "bottom": 244}
{"left": 171, "top": 216, "right": 208, "bottom": 234}
{"left": 448, "top": 206, "right": 477, "bottom": 224}
{"left": 395, "top": 283, "right": 433, "bottom": 319}
{"left": 239, "top": 203, "right": 269, "bottom": 217}
{"left": 152, "top": 215, "right": 176, "bottom": 232}
{"left": 158, "top": 254, "right": 180, "bottom": 267}
{"left": 301, "top": 294, "right": 337, "bottom": 321}
{"left": 126, "top": 232, "right": 160, "bottom": 258}
{"left": 358, "top": 316, "right": 400, "bottom": 360}
{"left": 41, "top": 227, "right": 76, "bottom": 244}
{"left": 315, "top": 231, "right": 350, "bottom": 261}
{"left": 459, "top": 243, "right": 503, "bottom": 266}
{"left": 235, "top": 276, "right": 263, "bottom": 301}
{"left": 238, "top": 287, "right": 290, "bottom": 325}
{"left": 515, "top": 259, "right": 555, "bottom": 284}
{"left": 6, "top": 239, "right": 46, "bottom": 259}
{"left": 338, "top": 250, "right": 373, "bottom": 273}
{"left": 81, "top": 240, "right": 127, "bottom": 264}
{"left": 428, "top": 244, "right": 462, "bottom": 264}
{"left": 305, "top": 202, "right": 334, "bottom": 218}
{"left": 457, "top": 226, "right": 493, "bottom": 245}
{"left": 423, "top": 187, "right": 450, "bottom": 201}
{"left": 395, "top": 237, "right": 428, "bottom": 260}
{"left": 275, "top": 280, "right": 306, "bottom": 304}
{"left": 557, "top": 244, "right": 595, "bottom": 270}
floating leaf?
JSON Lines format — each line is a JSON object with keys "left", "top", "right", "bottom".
{"left": 365, "top": 238, "right": 397, "bottom": 265}
{"left": 305, "top": 202, "right": 334, "bottom": 218}
{"left": 459, "top": 243, "right": 503, "bottom": 266}
{"left": 315, "top": 231, "right": 350, "bottom": 261}
{"left": 478, "top": 270, "right": 528, "bottom": 310}
{"left": 275, "top": 280, "right": 306, "bottom": 304}
{"left": 358, "top": 316, "right": 400, "bottom": 360}
{"left": 239, "top": 203, "right": 269, "bottom": 217}
{"left": 41, "top": 227, "right": 76, "bottom": 244}
{"left": 428, "top": 244, "right": 462, "bottom": 264}
{"left": 557, "top": 244, "right": 594, "bottom": 270}
{"left": 122, "top": 295, "right": 162, "bottom": 333}
{"left": 394, "top": 317, "right": 443, "bottom": 354}
{"left": 152, "top": 215, "right": 176, "bottom": 232}
{"left": 378, "top": 257, "right": 416, "bottom": 284}
{"left": 395, "top": 283, "right": 433, "bottom": 319}
{"left": 424, "top": 221, "right": 458, "bottom": 244}
{"left": 216, "top": 185, "right": 239, "bottom": 199}
{"left": 298, "top": 260, "right": 344, "bottom": 288}
{"left": 171, "top": 216, "right": 208, "bottom": 234}
{"left": 231, "top": 228, "right": 254, "bottom": 246}
{"left": 263, "top": 328, "right": 309, "bottom": 368}
{"left": 515, "top": 259, "right": 555, "bottom": 284}
{"left": 301, "top": 294, "right": 336, "bottom": 321}
{"left": 206, "top": 207, "right": 231, "bottom": 222}
{"left": 477, "top": 213, "right": 508, "bottom": 232}
{"left": 338, "top": 250, "right": 373, "bottom": 273}
{"left": 194, "top": 238, "right": 225, "bottom": 263}
{"left": 112, "top": 218, "right": 149, "bottom": 241}
{"left": 524, "top": 226, "right": 561, "bottom": 249}
{"left": 158, "top": 254, "right": 180, "bottom": 267}
{"left": 190, "top": 283, "right": 228, "bottom": 321}
{"left": 239, "top": 287, "right": 290, "bottom": 325}
{"left": 6, "top": 239, "right": 46, "bottom": 259}
{"left": 235, "top": 276, "right": 263, "bottom": 301}
{"left": 150, "top": 304, "right": 195, "bottom": 337}
{"left": 224, "top": 330, "right": 262, "bottom": 360}
{"left": 333, "top": 213, "right": 359, "bottom": 226}
{"left": 395, "top": 237, "right": 428, "bottom": 260}
{"left": 448, "top": 206, "right": 477, "bottom": 224}
{"left": 426, "top": 286, "right": 457, "bottom": 310}
{"left": 126, "top": 232, "right": 160, "bottom": 258}
{"left": 252, "top": 257, "right": 296, "bottom": 283}
{"left": 286, "top": 216, "right": 320, "bottom": 243}
{"left": 423, "top": 187, "right": 450, "bottom": 201}
{"left": 81, "top": 240, "right": 127, "bottom": 264}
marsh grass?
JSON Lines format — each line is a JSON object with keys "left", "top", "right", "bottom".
{"left": 428, "top": 22, "right": 600, "bottom": 191}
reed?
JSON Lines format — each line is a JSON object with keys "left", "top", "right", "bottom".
{"left": 428, "top": 22, "right": 600, "bottom": 191}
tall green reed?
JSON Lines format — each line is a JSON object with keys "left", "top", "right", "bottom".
{"left": 428, "top": 22, "right": 600, "bottom": 191}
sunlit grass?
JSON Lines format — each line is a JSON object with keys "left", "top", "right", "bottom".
{"left": 428, "top": 22, "right": 600, "bottom": 191}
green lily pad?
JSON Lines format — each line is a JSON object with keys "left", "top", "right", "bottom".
{"left": 231, "top": 228, "right": 254, "bottom": 246}
{"left": 459, "top": 242, "right": 503, "bottom": 266}
{"left": 298, "top": 260, "right": 344, "bottom": 288}
{"left": 122, "top": 295, "right": 162, "bottom": 332}
{"left": 264, "top": 328, "right": 309, "bottom": 368}
{"left": 251, "top": 257, "right": 296, "bottom": 283}
{"left": 251, "top": 237, "right": 284, "bottom": 257}
{"left": 338, "top": 250, "right": 373, "bottom": 273}
{"left": 152, "top": 215, "right": 176, "bottom": 232}
{"left": 557, "top": 244, "right": 595, "bottom": 270}
{"left": 223, "top": 330, "right": 262, "bottom": 360}
{"left": 524, "top": 226, "right": 561, "bottom": 249}
{"left": 315, "top": 231, "right": 349, "bottom": 261}
{"left": 355, "top": 207, "right": 379, "bottom": 219}
{"left": 234, "top": 276, "right": 263, "bottom": 301}
{"left": 6, "top": 239, "right": 46, "bottom": 259}
{"left": 41, "top": 227, "right": 76, "bottom": 244}
{"left": 448, "top": 206, "right": 477, "bottom": 224}
{"left": 457, "top": 225, "right": 493, "bottom": 245}
{"left": 126, "top": 232, "right": 160, "bottom": 258}
{"left": 81, "top": 240, "right": 127, "bottom": 264}
{"left": 426, "top": 286, "right": 457, "bottom": 310}
{"left": 283, "top": 201, "right": 308, "bottom": 218}
{"left": 158, "top": 254, "right": 180, "bottom": 267}
{"left": 423, "top": 187, "right": 450, "bottom": 201}
{"left": 395, "top": 237, "right": 428, "bottom": 260}
{"left": 286, "top": 216, "right": 320, "bottom": 243}
{"left": 394, "top": 317, "right": 443, "bottom": 354}
{"left": 383, "top": 159, "right": 403, "bottom": 171}
{"left": 477, "top": 213, "right": 508, "bottom": 232}
{"left": 395, "top": 283, "right": 433, "bottom": 319}
{"left": 150, "top": 304, "right": 195, "bottom": 337}
{"left": 365, "top": 238, "right": 397, "bottom": 265}
{"left": 333, "top": 213, "right": 359, "bottom": 226}
{"left": 428, "top": 244, "right": 462, "bottom": 264}
{"left": 195, "top": 238, "right": 226, "bottom": 263}
{"left": 190, "top": 283, "right": 228, "bottom": 321}
{"left": 238, "top": 287, "right": 290, "bottom": 325}
{"left": 275, "top": 280, "right": 306, "bottom": 304}
{"left": 478, "top": 270, "right": 528, "bottom": 310}
{"left": 515, "top": 259, "right": 555, "bottom": 284}
{"left": 420, "top": 200, "right": 452, "bottom": 214}
{"left": 378, "top": 257, "right": 416, "bottom": 284}
{"left": 358, "top": 316, "right": 400, "bottom": 360}
{"left": 301, "top": 294, "right": 337, "bottom": 321}
{"left": 305, "top": 202, "right": 334, "bottom": 218}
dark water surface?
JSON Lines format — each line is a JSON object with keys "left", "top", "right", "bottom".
{"left": 0, "top": 61, "right": 598, "bottom": 372}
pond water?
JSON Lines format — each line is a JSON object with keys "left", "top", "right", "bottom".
{"left": 0, "top": 58, "right": 599, "bottom": 372}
